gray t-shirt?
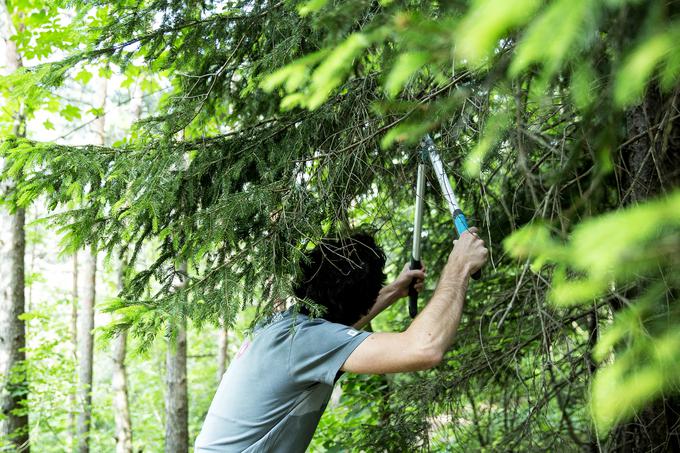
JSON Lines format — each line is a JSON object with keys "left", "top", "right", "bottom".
{"left": 194, "top": 309, "right": 371, "bottom": 452}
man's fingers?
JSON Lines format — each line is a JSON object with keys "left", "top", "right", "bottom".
{"left": 408, "top": 269, "right": 426, "bottom": 280}
{"left": 459, "top": 228, "right": 480, "bottom": 242}
{"left": 406, "top": 262, "right": 427, "bottom": 271}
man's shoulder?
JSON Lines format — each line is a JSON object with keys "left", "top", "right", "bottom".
{"left": 255, "top": 308, "right": 363, "bottom": 344}
{"left": 252, "top": 309, "right": 316, "bottom": 342}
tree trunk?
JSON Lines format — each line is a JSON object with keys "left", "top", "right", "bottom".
{"left": 165, "top": 322, "right": 188, "bottom": 453}
{"left": 70, "top": 252, "right": 78, "bottom": 448}
{"left": 0, "top": 206, "right": 28, "bottom": 452}
{"left": 0, "top": 4, "right": 29, "bottom": 450}
{"left": 76, "top": 249, "right": 96, "bottom": 453}
{"left": 611, "top": 85, "right": 680, "bottom": 452}
{"left": 165, "top": 263, "right": 188, "bottom": 453}
{"left": 216, "top": 324, "right": 229, "bottom": 383}
{"left": 76, "top": 75, "right": 107, "bottom": 453}
{"left": 112, "top": 262, "right": 133, "bottom": 453}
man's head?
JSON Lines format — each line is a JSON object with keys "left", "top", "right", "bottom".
{"left": 294, "top": 231, "right": 386, "bottom": 326}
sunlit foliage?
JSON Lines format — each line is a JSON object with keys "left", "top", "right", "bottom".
{"left": 1, "top": 0, "right": 679, "bottom": 450}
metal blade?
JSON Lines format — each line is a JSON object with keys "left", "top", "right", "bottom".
{"left": 421, "top": 134, "right": 460, "bottom": 217}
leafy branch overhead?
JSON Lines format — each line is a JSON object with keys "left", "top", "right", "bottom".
{"left": 1, "top": 0, "right": 680, "bottom": 446}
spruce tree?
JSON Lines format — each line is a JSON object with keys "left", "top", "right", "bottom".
{"left": 1, "top": 0, "right": 679, "bottom": 450}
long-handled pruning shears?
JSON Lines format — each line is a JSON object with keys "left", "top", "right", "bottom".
{"left": 408, "top": 134, "right": 481, "bottom": 318}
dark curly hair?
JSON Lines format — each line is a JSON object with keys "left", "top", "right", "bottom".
{"left": 294, "top": 231, "right": 387, "bottom": 326}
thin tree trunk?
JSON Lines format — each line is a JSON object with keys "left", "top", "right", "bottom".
{"left": 112, "top": 331, "right": 132, "bottom": 453}
{"left": 26, "top": 207, "right": 35, "bottom": 312}
{"left": 76, "top": 75, "right": 107, "bottom": 453}
{"left": 0, "top": 3, "right": 29, "bottom": 450}
{"left": 165, "top": 263, "right": 188, "bottom": 453}
{"left": 76, "top": 248, "right": 96, "bottom": 453}
{"left": 216, "top": 324, "right": 229, "bottom": 383}
{"left": 111, "top": 81, "right": 143, "bottom": 453}
{"left": 112, "top": 262, "right": 133, "bottom": 453}
{"left": 70, "top": 252, "right": 78, "bottom": 449}
{"left": 165, "top": 322, "right": 188, "bottom": 453}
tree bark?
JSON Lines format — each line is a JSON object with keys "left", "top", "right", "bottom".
{"left": 0, "top": 204, "right": 28, "bottom": 453}
{"left": 112, "top": 262, "right": 133, "bottom": 453}
{"left": 76, "top": 75, "right": 107, "bottom": 453}
{"left": 165, "top": 263, "right": 188, "bottom": 453}
{"left": 611, "top": 85, "right": 680, "bottom": 452}
{"left": 165, "top": 322, "right": 188, "bottom": 453}
{"left": 70, "top": 252, "right": 78, "bottom": 448}
{"left": 76, "top": 249, "right": 96, "bottom": 453}
{"left": 216, "top": 324, "right": 229, "bottom": 383}
{"left": 0, "top": 3, "right": 29, "bottom": 450}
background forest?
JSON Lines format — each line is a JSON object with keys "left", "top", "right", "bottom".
{"left": 1, "top": 0, "right": 679, "bottom": 452}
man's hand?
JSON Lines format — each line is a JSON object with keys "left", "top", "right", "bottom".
{"left": 344, "top": 228, "right": 488, "bottom": 374}
{"left": 448, "top": 227, "right": 488, "bottom": 276}
{"left": 352, "top": 263, "right": 427, "bottom": 329}
{"left": 391, "top": 263, "right": 427, "bottom": 299}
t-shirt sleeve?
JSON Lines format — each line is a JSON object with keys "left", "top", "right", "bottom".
{"left": 289, "top": 319, "right": 371, "bottom": 386}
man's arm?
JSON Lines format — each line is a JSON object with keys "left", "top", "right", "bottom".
{"left": 342, "top": 229, "right": 487, "bottom": 374}
{"left": 353, "top": 265, "right": 426, "bottom": 330}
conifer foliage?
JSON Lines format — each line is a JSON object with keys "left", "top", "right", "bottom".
{"left": 1, "top": 0, "right": 680, "bottom": 450}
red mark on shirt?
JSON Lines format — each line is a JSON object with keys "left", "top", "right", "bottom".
{"left": 235, "top": 340, "right": 250, "bottom": 359}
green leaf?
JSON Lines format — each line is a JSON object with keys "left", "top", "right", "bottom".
{"left": 591, "top": 330, "right": 680, "bottom": 433}
{"left": 464, "top": 111, "right": 510, "bottom": 176}
{"left": 455, "top": 0, "right": 542, "bottom": 63}
{"left": 384, "top": 51, "right": 429, "bottom": 98}
{"left": 298, "top": 0, "right": 328, "bottom": 16}
{"left": 307, "top": 33, "right": 372, "bottom": 109}
{"left": 88, "top": 107, "right": 104, "bottom": 117}
{"left": 503, "top": 221, "right": 566, "bottom": 269}
{"left": 509, "top": 0, "right": 593, "bottom": 77}
{"left": 614, "top": 32, "right": 673, "bottom": 107}
{"left": 379, "top": 121, "right": 432, "bottom": 149}
{"left": 260, "top": 66, "right": 298, "bottom": 93}
{"left": 260, "top": 50, "right": 327, "bottom": 93}
{"left": 59, "top": 104, "right": 81, "bottom": 121}
{"left": 571, "top": 63, "right": 597, "bottom": 111}
{"left": 74, "top": 69, "right": 93, "bottom": 85}
{"left": 568, "top": 190, "right": 680, "bottom": 277}
{"left": 549, "top": 273, "right": 608, "bottom": 306}
{"left": 660, "top": 44, "right": 680, "bottom": 90}
{"left": 280, "top": 93, "right": 306, "bottom": 111}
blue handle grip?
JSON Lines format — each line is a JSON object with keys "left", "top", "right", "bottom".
{"left": 453, "top": 212, "right": 470, "bottom": 237}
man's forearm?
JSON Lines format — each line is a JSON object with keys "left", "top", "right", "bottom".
{"left": 353, "top": 283, "right": 401, "bottom": 329}
{"left": 405, "top": 258, "right": 470, "bottom": 358}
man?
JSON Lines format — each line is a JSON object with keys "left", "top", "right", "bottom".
{"left": 195, "top": 228, "right": 488, "bottom": 452}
